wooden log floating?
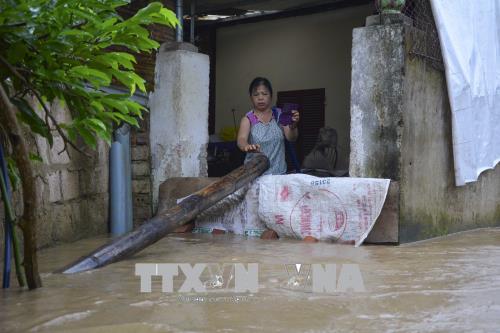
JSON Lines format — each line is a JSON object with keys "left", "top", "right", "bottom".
{"left": 60, "top": 154, "right": 269, "bottom": 274}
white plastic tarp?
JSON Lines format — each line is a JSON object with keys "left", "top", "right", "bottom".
{"left": 430, "top": 0, "right": 500, "bottom": 185}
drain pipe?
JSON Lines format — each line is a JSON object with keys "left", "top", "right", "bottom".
{"left": 110, "top": 124, "right": 133, "bottom": 236}
{"left": 176, "top": 0, "right": 183, "bottom": 42}
{"left": 114, "top": 124, "right": 133, "bottom": 232}
{"left": 109, "top": 141, "right": 127, "bottom": 235}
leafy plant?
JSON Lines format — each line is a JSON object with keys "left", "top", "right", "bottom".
{"left": 0, "top": 0, "right": 177, "bottom": 289}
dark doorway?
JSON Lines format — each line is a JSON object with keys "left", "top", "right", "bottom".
{"left": 277, "top": 89, "right": 325, "bottom": 171}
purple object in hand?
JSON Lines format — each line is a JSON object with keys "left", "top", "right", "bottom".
{"left": 279, "top": 103, "right": 298, "bottom": 126}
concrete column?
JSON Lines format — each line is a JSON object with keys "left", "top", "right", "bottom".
{"left": 349, "top": 15, "right": 409, "bottom": 180}
{"left": 149, "top": 42, "right": 209, "bottom": 211}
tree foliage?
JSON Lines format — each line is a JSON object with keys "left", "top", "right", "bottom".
{"left": 0, "top": 0, "right": 177, "bottom": 289}
{"left": 0, "top": 0, "right": 177, "bottom": 150}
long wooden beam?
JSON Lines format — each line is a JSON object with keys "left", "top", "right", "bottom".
{"left": 60, "top": 154, "right": 269, "bottom": 274}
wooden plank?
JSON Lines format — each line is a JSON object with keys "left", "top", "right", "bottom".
{"left": 60, "top": 154, "right": 269, "bottom": 274}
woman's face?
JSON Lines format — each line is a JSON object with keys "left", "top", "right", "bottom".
{"left": 251, "top": 85, "right": 272, "bottom": 112}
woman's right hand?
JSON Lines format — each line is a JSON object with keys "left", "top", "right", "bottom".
{"left": 243, "top": 144, "right": 260, "bottom": 152}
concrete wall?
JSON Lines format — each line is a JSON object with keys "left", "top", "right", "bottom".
{"left": 0, "top": 100, "right": 109, "bottom": 250}
{"left": 350, "top": 19, "right": 500, "bottom": 242}
{"left": 215, "top": 4, "right": 373, "bottom": 168}
{"left": 400, "top": 39, "right": 500, "bottom": 242}
{"left": 149, "top": 44, "right": 210, "bottom": 212}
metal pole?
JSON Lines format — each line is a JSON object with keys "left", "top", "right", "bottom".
{"left": 176, "top": 0, "right": 183, "bottom": 42}
{"left": 190, "top": 0, "right": 196, "bottom": 44}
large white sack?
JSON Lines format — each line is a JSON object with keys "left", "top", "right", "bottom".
{"left": 192, "top": 181, "right": 266, "bottom": 236}
{"left": 258, "top": 174, "right": 390, "bottom": 246}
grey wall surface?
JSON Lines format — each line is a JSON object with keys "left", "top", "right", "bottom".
{"left": 400, "top": 36, "right": 500, "bottom": 242}
{"left": 350, "top": 21, "right": 500, "bottom": 242}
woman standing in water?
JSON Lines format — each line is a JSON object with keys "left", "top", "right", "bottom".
{"left": 237, "top": 77, "right": 300, "bottom": 175}
{"left": 237, "top": 77, "right": 301, "bottom": 239}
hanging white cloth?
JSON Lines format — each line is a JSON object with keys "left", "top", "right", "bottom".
{"left": 430, "top": 0, "right": 500, "bottom": 185}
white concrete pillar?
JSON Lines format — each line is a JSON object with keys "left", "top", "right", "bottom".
{"left": 149, "top": 42, "right": 209, "bottom": 212}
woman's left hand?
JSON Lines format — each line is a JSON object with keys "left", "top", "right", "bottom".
{"left": 290, "top": 110, "right": 300, "bottom": 128}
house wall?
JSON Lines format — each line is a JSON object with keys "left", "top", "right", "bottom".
{"left": 350, "top": 20, "right": 500, "bottom": 243}
{"left": 1, "top": 101, "right": 109, "bottom": 250}
{"left": 215, "top": 4, "right": 373, "bottom": 169}
{"left": 400, "top": 37, "right": 500, "bottom": 242}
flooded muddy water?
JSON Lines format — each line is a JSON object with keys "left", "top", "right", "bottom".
{"left": 2, "top": 228, "right": 500, "bottom": 332}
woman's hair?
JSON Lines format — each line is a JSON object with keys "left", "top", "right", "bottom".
{"left": 249, "top": 77, "right": 273, "bottom": 96}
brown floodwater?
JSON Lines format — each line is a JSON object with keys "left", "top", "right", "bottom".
{"left": 1, "top": 228, "right": 500, "bottom": 332}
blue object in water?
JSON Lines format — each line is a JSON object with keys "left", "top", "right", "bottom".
{"left": 109, "top": 141, "right": 128, "bottom": 236}
{"left": 0, "top": 143, "right": 12, "bottom": 288}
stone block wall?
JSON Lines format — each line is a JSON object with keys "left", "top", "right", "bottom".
{"left": 0, "top": 100, "right": 109, "bottom": 250}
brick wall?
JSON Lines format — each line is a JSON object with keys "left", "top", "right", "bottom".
{"left": 131, "top": 115, "right": 153, "bottom": 227}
